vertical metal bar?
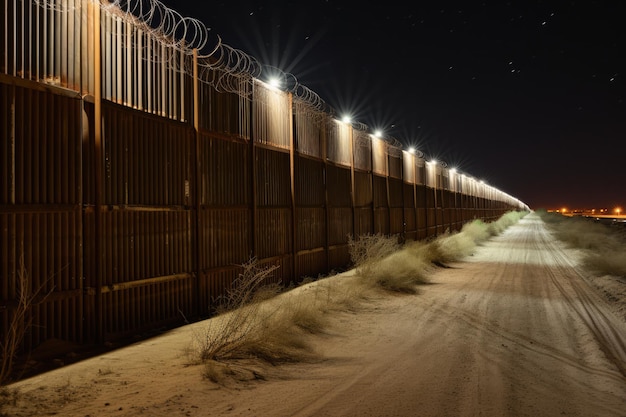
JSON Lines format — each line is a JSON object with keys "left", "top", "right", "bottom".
{"left": 349, "top": 124, "right": 356, "bottom": 242}
{"left": 72, "top": 0, "right": 80, "bottom": 90}
{"left": 160, "top": 42, "right": 165, "bottom": 116}
{"left": 192, "top": 49, "right": 200, "bottom": 316}
{"left": 137, "top": 28, "right": 142, "bottom": 110}
{"left": 180, "top": 48, "right": 185, "bottom": 121}
{"left": 384, "top": 150, "right": 392, "bottom": 235}
{"left": 126, "top": 19, "right": 131, "bottom": 106}
{"left": 20, "top": 0, "right": 25, "bottom": 77}
{"left": 54, "top": 0, "right": 60, "bottom": 81}
{"left": 9, "top": 86, "right": 15, "bottom": 203}
{"left": 43, "top": 0, "right": 49, "bottom": 80}
{"left": 3, "top": 0, "right": 7, "bottom": 73}
{"left": 288, "top": 92, "right": 297, "bottom": 281}
{"left": 92, "top": 0, "right": 103, "bottom": 343}
{"left": 35, "top": 0, "right": 40, "bottom": 81}
{"left": 9, "top": 0, "right": 16, "bottom": 76}
{"left": 61, "top": 0, "right": 67, "bottom": 85}
{"left": 115, "top": 16, "right": 121, "bottom": 104}
{"left": 146, "top": 34, "right": 151, "bottom": 113}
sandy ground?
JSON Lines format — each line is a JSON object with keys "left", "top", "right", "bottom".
{"left": 4, "top": 212, "right": 626, "bottom": 416}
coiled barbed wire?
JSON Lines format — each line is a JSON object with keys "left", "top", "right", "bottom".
{"left": 32, "top": 0, "right": 406, "bottom": 152}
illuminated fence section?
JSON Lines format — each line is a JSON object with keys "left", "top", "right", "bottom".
{"left": 0, "top": 0, "right": 529, "bottom": 363}
{"left": 100, "top": 7, "right": 191, "bottom": 120}
{"left": 353, "top": 130, "right": 373, "bottom": 238}
{"left": 0, "top": 0, "right": 95, "bottom": 93}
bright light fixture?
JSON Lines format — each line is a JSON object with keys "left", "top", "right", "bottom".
{"left": 268, "top": 77, "right": 281, "bottom": 88}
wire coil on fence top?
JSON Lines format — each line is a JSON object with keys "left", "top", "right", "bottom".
{"left": 28, "top": 0, "right": 412, "bottom": 153}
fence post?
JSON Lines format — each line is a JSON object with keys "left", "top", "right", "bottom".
{"left": 192, "top": 48, "right": 200, "bottom": 316}
{"left": 93, "top": 0, "right": 104, "bottom": 343}
{"left": 288, "top": 92, "right": 297, "bottom": 282}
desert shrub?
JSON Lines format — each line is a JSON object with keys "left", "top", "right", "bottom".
{"left": 192, "top": 258, "right": 284, "bottom": 363}
{"left": 487, "top": 210, "right": 529, "bottom": 236}
{"left": 190, "top": 258, "right": 336, "bottom": 386}
{"left": 358, "top": 244, "right": 432, "bottom": 293}
{"left": 537, "top": 210, "right": 626, "bottom": 277}
{"left": 583, "top": 248, "right": 626, "bottom": 277}
{"left": 348, "top": 233, "right": 401, "bottom": 278}
{"left": 538, "top": 211, "right": 626, "bottom": 277}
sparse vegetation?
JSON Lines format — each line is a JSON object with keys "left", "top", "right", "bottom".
{"left": 536, "top": 209, "right": 626, "bottom": 277}
{"left": 1, "top": 257, "right": 37, "bottom": 413}
{"left": 190, "top": 211, "right": 528, "bottom": 385}
{"left": 348, "top": 211, "right": 528, "bottom": 294}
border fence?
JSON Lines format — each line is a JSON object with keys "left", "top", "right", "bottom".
{"left": 1, "top": 0, "right": 529, "bottom": 359}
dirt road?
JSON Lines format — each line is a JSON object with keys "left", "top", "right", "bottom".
{"left": 6, "top": 212, "right": 626, "bottom": 416}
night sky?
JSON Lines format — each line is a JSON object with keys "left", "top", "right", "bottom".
{"left": 161, "top": 0, "right": 625, "bottom": 211}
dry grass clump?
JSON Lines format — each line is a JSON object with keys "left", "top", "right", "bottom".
{"left": 191, "top": 259, "right": 286, "bottom": 363}
{"left": 487, "top": 210, "right": 528, "bottom": 235}
{"left": 190, "top": 259, "right": 359, "bottom": 384}
{"left": 348, "top": 233, "right": 401, "bottom": 278}
{"left": 357, "top": 242, "right": 434, "bottom": 293}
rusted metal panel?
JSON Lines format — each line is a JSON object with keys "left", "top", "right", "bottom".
{"left": 326, "top": 165, "right": 352, "bottom": 208}
{"left": 373, "top": 175, "right": 387, "bottom": 208}
{"left": 390, "top": 208, "right": 404, "bottom": 235}
{"left": 199, "top": 208, "right": 251, "bottom": 270}
{"left": 403, "top": 183, "right": 415, "bottom": 209}
{"left": 374, "top": 208, "right": 390, "bottom": 235}
{"left": 295, "top": 249, "right": 326, "bottom": 280}
{"left": 328, "top": 244, "right": 350, "bottom": 271}
{"left": 102, "top": 102, "right": 194, "bottom": 206}
{"left": 98, "top": 208, "right": 193, "bottom": 286}
{"left": 255, "top": 207, "right": 292, "bottom": 259}
{"left": 353, "top": 207, "right": 373, "bottom": 238}
{"left": 295, "top": 155, "right": 325, "bottom": 207}
{"left": 295, "top": 207, "right": 325, "bottom": 251}
{"left": 327, "top": 207, "right": 353, "bottom": 245}
{"left": 0, "top": 208, "right": 83, "bottom": 348}
{"left": 200, "top": 134, "right": 250, "bottom": 206}
{"left": 388, "top": 178, "right": 403, "bottom": 208}
{"left": 0, "top": 83, "right": 83, "bottom": 205}
{"left": 403, "top": 207, "right": 416, "bottom": 238}
{"left": 102, "top": 275, "right": 194, "bottom": 340}
{"left": 255, "top": 147, "right": 291, "bottom": 207}
{"left": 199, "top": 79, "right": 251, "bottom": 138}
{"left": 354, "top": 171, "right": 372, "bottom": 208}
{"left": 0, "top": 83, "right": 15, "bottom": 204}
